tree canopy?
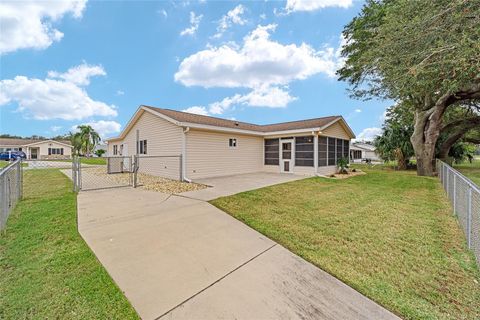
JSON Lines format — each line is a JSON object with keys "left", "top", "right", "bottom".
{"left": 338, "top": 0, "right": 480, "bottom": 176}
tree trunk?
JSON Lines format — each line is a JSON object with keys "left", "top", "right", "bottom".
{"left": 410, "top": 105, "right": 445, "bottom": 176}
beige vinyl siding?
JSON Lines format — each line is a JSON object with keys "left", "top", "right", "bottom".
{"left": 186, "top": 129, "right": 263, "bottom": 180}
{"left": 293, "top": 166, "right": 315, "bottom": 175}
{"left": 317, "top": 166, "right": 337, "bottom": 176}
{"left": 116, "top": 111, "right": 182, "bottom": 156}
{"left": 322, "top": 121, "right": 351, "bottom": 140}
{"left": 30, "top": 141, "right": 72, "bottom": 159}
{"left": 108, "top": 111, "right": 183, "bottom": 179}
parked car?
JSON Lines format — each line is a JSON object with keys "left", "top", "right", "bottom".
{"left": 0, "top": 151, "right": 26, "bottom": 161}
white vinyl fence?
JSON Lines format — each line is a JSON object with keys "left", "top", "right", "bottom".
{"left": 437, "top": 159, "right": 480, "bottom": 265}
{"left": 0, "top": 160, "right": 22, "bottom": 230}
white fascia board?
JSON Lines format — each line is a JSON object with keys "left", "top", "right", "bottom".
{"left": 24, "top": 140, "right": 72, "bottom": 148}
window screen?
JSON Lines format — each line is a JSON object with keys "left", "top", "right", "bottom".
{"left": 229, "top": 138, "right": 237, "bottom": 147}
{"left": 264, "top": 138, "right": 279, "bottom": 165}
{"left": 343, "top": 139, "right": 349, "bottom": 159}
{"left": 295, "top": 136, "right": 313, "bottom": 167}
{"left": 336, "top": 139, "right": 344, "bottom": 164}
{"left": 318, "top": 136, "right": 327, "bottom": 167}
{"left": 328, "top": 137, "right": 336, "bottom": 166}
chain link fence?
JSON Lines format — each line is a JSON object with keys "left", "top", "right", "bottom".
{"left": 437, "top": 159, "right": 480, "bottom": 265}
{"left": 0, "top": 160, "right": 22, "bottom": 231}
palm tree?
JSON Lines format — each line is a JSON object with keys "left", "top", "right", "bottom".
{"left": 69, "top": 131, "right": 84, "bottom": 156}
{"left": 76, "top": 125, "right": 101, "bottom": 157}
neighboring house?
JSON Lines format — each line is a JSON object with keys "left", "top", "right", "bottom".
{"left": 350, "top": 142, "right": 381, "bottom": 163}
{"left": 93, "top": 143, "right": 107, "bottom": 156}
{"left": 0, "top": 138, "right": 72, "bottom": 159}
{"left": 107, "top": 105, "right": 356, "bottom": 180}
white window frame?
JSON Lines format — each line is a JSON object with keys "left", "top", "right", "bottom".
{"left": 229, "top": 138, "right": 237, "bottom": 148}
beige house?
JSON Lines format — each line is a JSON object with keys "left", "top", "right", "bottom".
{"left": 0, "top": 138, "right": 72, "bottom": 159}
{"left": 107, "top": 105, "right": 355, "bottom": 181}
{"left": 350, "top": 142, "right": 381, "bottom": 163}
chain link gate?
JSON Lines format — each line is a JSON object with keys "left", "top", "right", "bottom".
{"left": 72, "top": 156, "right": 133, "bottom": 191}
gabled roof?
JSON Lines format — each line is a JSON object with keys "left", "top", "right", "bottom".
{"left": 108, "top": 105, "right": 356, "bottom": 141}
{"left": 0, "top": 138, "right": 71, "bottom": 147}
{"left": 351, "top": 142, "right": 376, "bottom": 151}
{"left": 143, "top": 106, "right": 341, "bottom": 133}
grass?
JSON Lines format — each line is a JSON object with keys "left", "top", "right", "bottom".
{"left": 59, "top": 157, "right": 107, "bottom": 165}
{"left": 0, "top": 161, "right": 28, "bottom": 169}
{"left": 211, "top": 166, "right": 480, "bottom": 320}
{"left": 454, "top": 157, "right": 480, "bottom": 186}
{"left": 0, "top": 169, "right": 139, "bottom": 319}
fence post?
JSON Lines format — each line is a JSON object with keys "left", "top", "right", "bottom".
{"left": 133, "top": 155, "right": 138, "bottom": 188}
{"left": 467, "top": 187, "right": 472, "bottom": 249}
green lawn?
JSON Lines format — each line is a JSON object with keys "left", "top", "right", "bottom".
{"left": 59, "top": 157, "right": 107, "bottom": 165}
{"left": 0, "top": 169, "right": 138, "bottom": 319}
{"left": 454, "top": 158, "right": 480, "bottom": 186}
{"left": 211, "top": 166, "right": 480, "bottom": 320}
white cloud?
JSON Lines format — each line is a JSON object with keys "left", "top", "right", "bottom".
{"left": 180, "top": 11, "right": 203, "bottom": 36}
{"left": 72, "top": 120, "right": 121, "bottom": 139}
{"left": 214, "top": 5, "right": 247, "bottom": 38}
{"left": 355, "top": 108, "right": 362, "bottom": 113}
{"left": 285, "top": 0, "right": 353, "bottom": 13}
{"left": 116, "top": 90, "right": 125, "bottom": 96}
{"left": 356, "top": 127, "right": 382, "bottom": 141}
{"left": 176, "top": 24, "right": 345, "bottom": 114}
{"left": 186, "top": 86, "right": 296, "bottom": 116}
{"left": 0, "top": 64, "right": 117, "bottom": 121}
{"left": 0, "top": 0, "right": 87, "bottom": 54}
{"left": 50, "top": 125, "right": 62, "bottom": 132}
{"left": 158, "top": 9, "right": 167, "bottom": 18}
{"left": 47, "top": 63, "right": 106, "bottom": 86}
{"left": 175, "top": 24, "right": 343, "bottom": 89}
{"left": 259, "top": 13, "right": 267, "bottom": 20}
{"left": 182, "top": 106, "right": 209, "bottom": 115}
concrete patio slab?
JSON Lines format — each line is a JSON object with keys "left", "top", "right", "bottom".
{"left": 180, "top": 172, "right": 306, "bottom": 201}
{"left": 77, "top": 173, "right": 400, "bottom": 320}
{"left": 164, "top": 245, "right": 398, "bottom": 320}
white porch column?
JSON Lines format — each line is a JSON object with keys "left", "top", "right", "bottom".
{"left": 313, "top": 133, "right": 318, "bottom": 173}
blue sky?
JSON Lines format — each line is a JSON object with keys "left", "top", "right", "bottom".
{"left": 0, "top": 0, "right": 388, "bottom": 140}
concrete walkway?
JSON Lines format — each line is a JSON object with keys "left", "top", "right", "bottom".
{"left": 77, "top": 174, "right": 400, "bottom": 320}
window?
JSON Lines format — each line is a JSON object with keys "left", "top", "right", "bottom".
{"left": 48, "top": 148, "right": 64, "bottom": 155}
{"left": 264, "top": 138, "right": 279, "bottom": 165}
{"left": 119, "top": 144, "right": 124, "bottom": 156}
{"left": 229, "top": 138, "right": 237, "bottom": 147}
{"left": 295, "top": 136, "right": 314, "bottom": 167}
{"left": 113, "top": 145, "right": 118, "bottom": 155}
{"left": 318, "top": 136, "right": 327, "bottom": 167}
{"left": 138, "top": 140, "right": 147, "bottom": 154}
{"left": 328, "top": 137, "right": 336, "bottom": 165}
{"left": 351, "top": 150, "right": 362, "bottom": 159}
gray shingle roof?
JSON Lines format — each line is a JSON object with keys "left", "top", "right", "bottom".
{"left": 143, "top": 106, "right": 341, "bottom": 133}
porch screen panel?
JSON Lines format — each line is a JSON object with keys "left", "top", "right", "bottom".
{"left": 336, "top": 139, "right": 344, "bottom": 163}
{"left": 318, "top": 136, "right": 327, "bottom": 166}
{"left": 295, "top": 136, "right": 314, "bottom": 167}
{"left": 328, "top": 137, "right": 336, "bottom": 165}
{"left": 264, "top": 138, "right": 279, "bottom": 165}
{"left": 343, "top": 140, "right": 349, "bottom": 159}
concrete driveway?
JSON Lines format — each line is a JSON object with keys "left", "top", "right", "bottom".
{"left": 78, "top": 173, "right": 399, "bottom": 320}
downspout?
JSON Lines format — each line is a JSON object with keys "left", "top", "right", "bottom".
{"left": 182, "top": 127, "right": 191, "bottom": 183}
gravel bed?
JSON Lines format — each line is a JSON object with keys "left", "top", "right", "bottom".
{"left": 82, "top": 166, "right": 207, "bottom": 194}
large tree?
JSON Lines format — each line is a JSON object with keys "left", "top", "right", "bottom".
{"left": 338, "top": 0, "right": 480, "bottom": 176}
